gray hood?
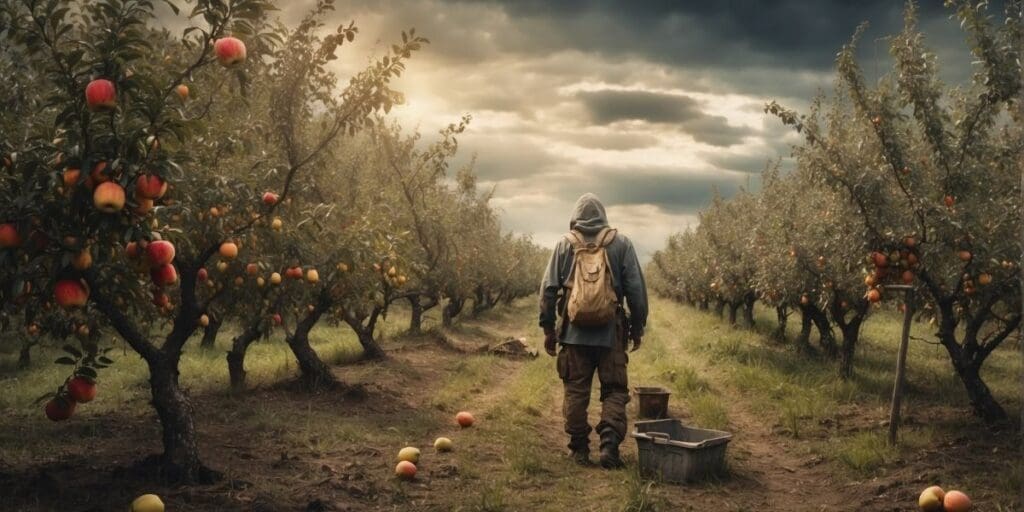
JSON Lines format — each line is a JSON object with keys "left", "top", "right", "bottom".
{"left": 569, "top": 193, "right": 610, "bottom": 235}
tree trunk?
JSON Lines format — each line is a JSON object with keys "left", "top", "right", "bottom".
{"left": 796, "top": 305, "right": 814, "bottom": 353}
{"left": 772, "top": 306, "right": 788, "bottom": 341}
{"left": 17, "top": 343, "right": 31, "bottom": 369}
{"left": 286, "top": 291, "right": 339, "bottom": 392}
{"left": 956, "top": 363, "right": 1007, "bottom": 422}
{"left": 740, "top": 293, "right": 756, "bottom": 328}
{"left": 408, "top": 294, "right": 424, "bottom": 334}
{"left": 226, "top": 321, "right": 263, "bottom": 391}
{"left": 357, "top": 330, "right": 386, "bottom": 360}
{"left": 286, "top": 328, "right": 338, "bottom": 392}
{"left": 199, "top": 316, "right": 222, "bottom": 350}
{"left": 727, "top": 302, "right": 739, "bottom": 325}
{"left": 443, "top": 297, "right": 464, "bottom": 328}
{"left": 147, "top": 353, "right": 215, "bottom": 483}
{"left": 838, "top": 321, "right": 861, "bottom": 379}
{"left": 713, "top": 299, "right": 725, "bottom": 318}
{"left": 810, "top": 308, "right": 836, "bottom": 357}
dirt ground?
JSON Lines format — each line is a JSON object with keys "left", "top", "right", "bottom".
{"left": 0, "top": 300, "right": 1019, "bottom": 511}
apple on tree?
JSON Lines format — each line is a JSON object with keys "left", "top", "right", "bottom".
{"left": 214, "top": 37, "right": 247, "bottom": 67}
{"left": 85, "top": 78, "right": 116, "bottom": 112}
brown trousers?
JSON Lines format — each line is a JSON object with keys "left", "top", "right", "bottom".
{"left": 556, "top": 326, "right": 630, "bottom": 451}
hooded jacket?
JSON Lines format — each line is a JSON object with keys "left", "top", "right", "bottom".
{"left": 539, "top": 193, "right": 648, "bottom": 347}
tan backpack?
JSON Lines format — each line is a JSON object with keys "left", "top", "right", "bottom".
{"left": 565, "top": 227, "right": 618, "bottom": 327}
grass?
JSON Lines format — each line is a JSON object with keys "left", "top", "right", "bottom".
{"left": 1, "top": 295, "right": 1019, "bottom": 510}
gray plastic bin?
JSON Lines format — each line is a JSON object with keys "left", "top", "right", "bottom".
{"left": 631, "top": 419, "right": 732, "bottom": 483}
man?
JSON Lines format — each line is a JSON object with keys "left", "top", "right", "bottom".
{"left": 539, "top": 193, "right": 648, "bottom": 468}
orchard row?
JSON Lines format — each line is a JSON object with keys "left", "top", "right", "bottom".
{"left": 0, "top": 0, "right": 543, "bottom": 483}
{"left": 647, "top": 2, "right": 1021, "bottom": 423}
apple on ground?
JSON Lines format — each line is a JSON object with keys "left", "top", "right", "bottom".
{"left": 394, "top": 460, "right": 417, "bottom": 480}
{"left": 214, "top": 37, "right": 247, "bottom": 67}
{"left": 456, "top": 411, "right": 475, "bottom": 428}
{"left": 45, "top": 395, "right": 76, "bottom": 421}
{"left": 397, "top": 446, "right": 420, "bottom": 463}
{"left": 131, "top": 494, "right": 165, "bottom": 512}
{"left": 85, "top": 78, "right": 116, "bottom": 111}
{"left": 67, "top": 376, "right": 97, "bottom": 403}
{"left": 434, "top": 437, "right": 453, "bottom": 452}
{"left": 175, "top": 84, "right": 189, "bottom": 100}
{"left": 262, "top": 192, "right": 279, "bottom": 206}
{"left": 54, "top": 279, "right": 89, "bottom": 308}
{"left": 943, "top": 490, "right": 971, "bottom": 512}
{"left": 93, "top": 182, "right": 126, "bottom": 213}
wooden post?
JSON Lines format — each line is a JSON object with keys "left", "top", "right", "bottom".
{"left": 887, "top": 285, "right": 914, "bottom": 446}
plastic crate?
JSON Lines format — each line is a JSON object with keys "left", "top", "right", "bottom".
{"left": 634, "top": 386, "right": 671, "bottom": 419}
{"left": 631, "top": 419, "right": 732, "bottom": 483}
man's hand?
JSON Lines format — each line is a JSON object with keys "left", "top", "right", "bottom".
{"left": 543, "top": 328, "right": 558, "bottom": 357}
{"left": 629, "top": 335, "right": 642, "bottom": 352}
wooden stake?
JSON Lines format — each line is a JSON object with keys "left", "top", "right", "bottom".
{"left": 888, "top": 287, "right": 914, "bottom": 446}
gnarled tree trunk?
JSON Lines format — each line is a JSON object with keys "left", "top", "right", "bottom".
{"left": 199, "top": 315, "right": 222, "bottom": 350}
{"left": 740, "top": 292, "right": 756, "bottom": 328}
{"left": 713, "top": 299, "right": 726, "bottom": 318}
{"left": 146, "top": 351, "right": 215, "bottom": 483}
{"left": 831, "top": 296, "right": 869, "bottom": 379}
{"left": 345, "top": 305, "right": 386, "bottom": 360}
{"left": 286, "top": 290, "right": 339, "bottom": 392}
{"left": 772, "top": 305, "right": 788, "bottom": 341}
{"left": 442, "top": 297, "right": 465, "bottom": 328}
{"left": 226, "top": 320, "right": 264, "bottom": 391}
{"left": 727, "top": 302, "right": 740, "bottom": 325}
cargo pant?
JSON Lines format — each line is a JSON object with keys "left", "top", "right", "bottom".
{"left": 556, "top": 319, "right": 630, "bottom": 452}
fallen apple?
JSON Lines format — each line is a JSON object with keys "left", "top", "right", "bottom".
{"left": 131, "top": 494, "right": 165, "bottom": 512}
{"left": 943, "top": 490, "right": 971, "bottom": 512}
{"left": 395, "top": 460, "right": 417, "bottom": 480}
{"left": 434, "top": 437, "right": 453, "bottom": 452}
{"left": 397, "top": 446, "right": 420, "bottom": 463}
{"left": 456, "top": 411, "right": 475, "bottom": 428}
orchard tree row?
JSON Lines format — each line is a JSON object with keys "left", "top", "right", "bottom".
{"left": 647, "top": 1, "right": 1021, "bottom": 423}
{"left": 0, "top": 0, "right": 542, "bottom": 483}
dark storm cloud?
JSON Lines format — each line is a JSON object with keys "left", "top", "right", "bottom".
{"left": 585, "top": 169, "right": 750, "bottom": 215}
{"left": 577, "top": 89, "right": 703, "bottom": 125}
{"left": 577, "top": 89, "right": 754, "bottom": 146}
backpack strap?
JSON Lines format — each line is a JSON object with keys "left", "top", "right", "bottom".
{"left": 564, "top": 227, "right": 617, "bottom": 252}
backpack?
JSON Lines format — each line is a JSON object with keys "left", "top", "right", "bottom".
{"left": 564, "top": 227, "right": 618, "bottom": 327}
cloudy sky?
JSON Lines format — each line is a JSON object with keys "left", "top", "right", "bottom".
{"left": 271, "top": 0, "right": 982, "bottom": 259}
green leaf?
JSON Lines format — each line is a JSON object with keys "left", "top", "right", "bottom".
{"left": 62, "top": 344, "right": 83, "bottom": 358}
{"left": 54, "top": 357, "right": 77, "bottom": 365}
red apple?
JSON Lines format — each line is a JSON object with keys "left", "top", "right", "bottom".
{"left": 67, "top": 377, "right": 97, "bottom": 403}
{"left": 45, "top": 395, "right": 76, "bottom": 421}
{"left": 146, "top": 240, "right": 176, "bottom": 266}
{"left": 136, "top": 174, "right": 167, "bottom": 199}
{"left": 62, "top": 168, "right": 82, "bottom": 189}
{"left": 175, "top": 84, "right": 189, "bottom": 100}
{"left": 219, "top": 242, "right": 238, "bottom": 259}
{"left": 125, "top": 241, "right": 141, "bottom": 259}
{"left": 71, "top": 248, "right": 93, "bottom": 270}
{"left": 89, "top": 161, "right": 110, "bottom": 186}
{"left": 943, "top": 490, "right": 971, "bottom": 512}
{"left": 151, "top": 264, "right": 178, "bottom": 286}
{"left": 85, "top": 78, "right": 116, "bottom": 112}
{"left": 152, "top": 291, "right": 169, "bottom": 308}
{"left": 272, "top": 313, "right": 283, "bottom": 325}
{"left": 214, "top": 37, "right": 247, "bottom": 67}
{"left": 197, "top": 267, "right": 209, "bottom": 281}
{"left": 262, "top": 192, "right": 279, "bottom": 206}
{"left": 133, "top": 197, "right": 154, "bottom": 216}
{"left": 0, "top": 223, "right": 22, "bottom": 248}
{"left": 395, "top": 461, "right": 417, "bottom": 480}
{"left": 246, "top": 263, "right": 259, "bottom": 276}
{"left": 54, "top": 279, "right": 88, "bottom": 308}
{"left": 456, "top": 411, "right": 475, "bottom": 428}
{"left": 93, "top": 182, "right": 126, "bottom": 213}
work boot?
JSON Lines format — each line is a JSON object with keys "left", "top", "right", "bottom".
{"left": 599, "top": 432, "right": 624, "bottom": 469}
{"left": 570, "top": 449, "right": 593, "bottom": 466}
